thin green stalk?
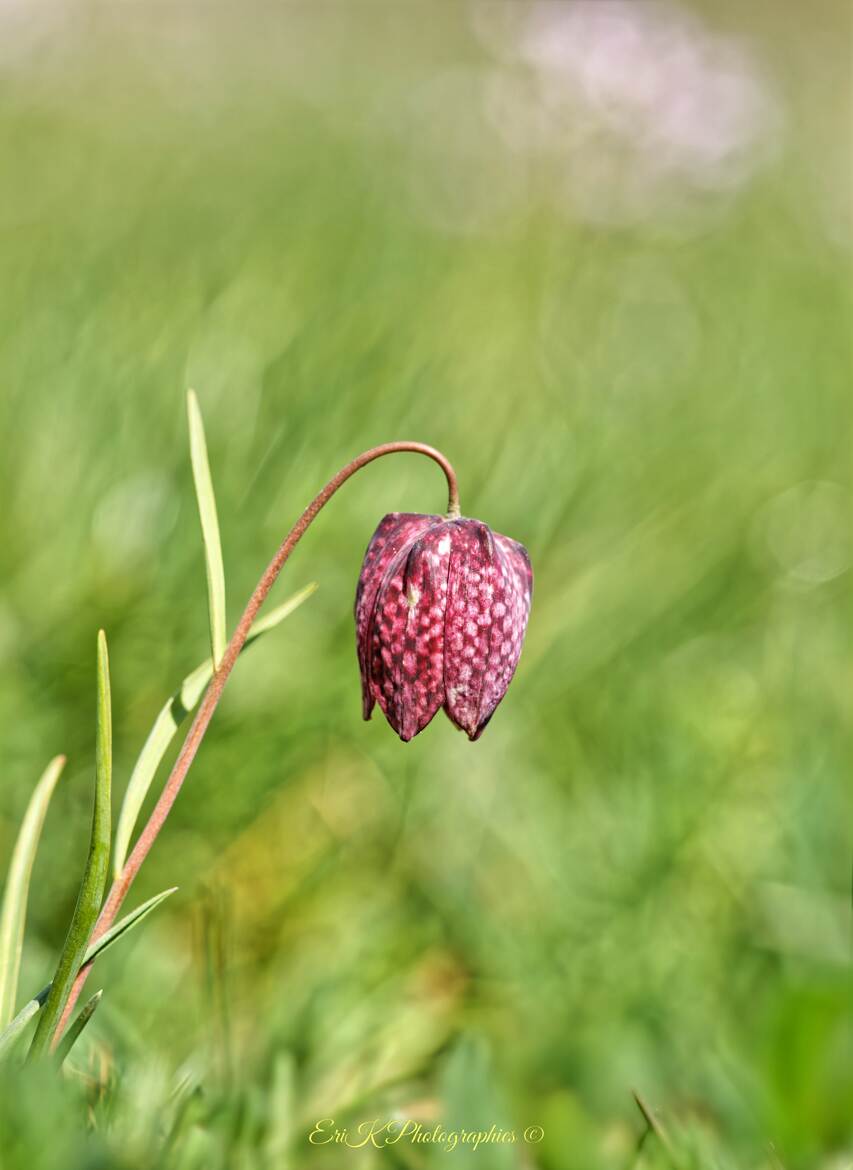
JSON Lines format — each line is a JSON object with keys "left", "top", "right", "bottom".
{"left": 28, "top": 631, "right": 112, "bottom": 1060}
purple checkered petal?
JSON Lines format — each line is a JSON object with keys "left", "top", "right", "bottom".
{"left": 443, "top": 520, "right": 533, "bottom": 740}
{"left": 355, "top": 512, "right": 441, "bottom": 720}
{"left": 368, "top": 523, "right": 453, "bottom": 741}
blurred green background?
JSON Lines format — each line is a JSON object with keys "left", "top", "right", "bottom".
{"left": 0, "top": 3, "right": 850, "bottom": 1168}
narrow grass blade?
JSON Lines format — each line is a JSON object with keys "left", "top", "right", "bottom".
{"left": 0, "top": 991, "right": 47, "bottom": 1061}
{"left": 28, "top": 631, "right": 112, "bottom": 1061}
{"left": 55, "top": 989, "right": 102, "bottom": 1067}
{"left": 83, "top": 886, "right": 177, "bottom": 967}
{"left": 113, "top": 661, "right": 210, "bottom": 878}
{"left": 187, "top": 389, "right": 227, "bottom": 670}
{"left": 633, "top": 1090, "right": 679, "bottom": 1167}
{"left": 0, "top": 888, "right": 176, "bottom": 1060}
{"left": 244, "top": 583, "right": 318, "bottom": 641}
{"left": 0, "top": 755, "right": 66, "bottom": 1027}
{"left": 112, "top": 583, "right": 317, "bottom": 877}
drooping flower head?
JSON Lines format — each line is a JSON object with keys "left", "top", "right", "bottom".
{"left": 355, "top": 513, "right": 532, "bottom": 741}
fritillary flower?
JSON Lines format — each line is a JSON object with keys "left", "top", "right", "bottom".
{"left": 355, "top": 513, "right": 532, "bottom": 741}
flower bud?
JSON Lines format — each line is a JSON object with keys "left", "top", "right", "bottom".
{"left": 355, "top": 512, "right": 532, "bottom": 741}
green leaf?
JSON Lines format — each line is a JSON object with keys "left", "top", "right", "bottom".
{"left": 113, "top": 661, "right": 210, "bottom": 879}
{"left": 0, "top": 992, "right": 46, "bottom": 1061}
{"left": 55, "top": 990, "right": 102, "bottom": 1067}
{"left": 187, "top": 389, "right": 227, "bottom": 670}
{"left": 244, "top": 583, "right": 319, "bottom": 642}
{"left": 0, "top": 755, "right": 66, "bottom": 1027}
{"left": 112, "top": 582, "right": 317, "bottom": 877}
{"left": 82, "top": 886, "right": 177, "bottom": 967}
{"left": 0, "top": 888, "right": 176, "bottom": 1061}
{"left": 28, "top": 631, "right": 112, "bottom": 1061}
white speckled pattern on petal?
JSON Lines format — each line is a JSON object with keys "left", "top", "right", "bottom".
{"left": 368, "top": 524, "right": 453, "bottom": 741}
{"left": 443, "top": 520, "right": 533, "bottom": 740}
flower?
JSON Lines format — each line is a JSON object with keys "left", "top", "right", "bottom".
{"left": 355, "top": 512, "right": 533, "bottom": 741}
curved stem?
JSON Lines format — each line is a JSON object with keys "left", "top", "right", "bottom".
{"left": 54, "top": 442, "right": 459, "bottom": 1044}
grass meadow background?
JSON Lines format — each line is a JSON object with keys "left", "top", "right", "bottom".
{"left": 0, "top": 3, "right": 850, "bottom": 1168}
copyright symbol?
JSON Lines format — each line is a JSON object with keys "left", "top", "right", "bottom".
{"left": 523, "top": 1126, "right": 544, "bottom": 1144}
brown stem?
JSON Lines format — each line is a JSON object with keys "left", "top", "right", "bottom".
{"left": 53, "top": 442, "right": 459, "bottom": 1045}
